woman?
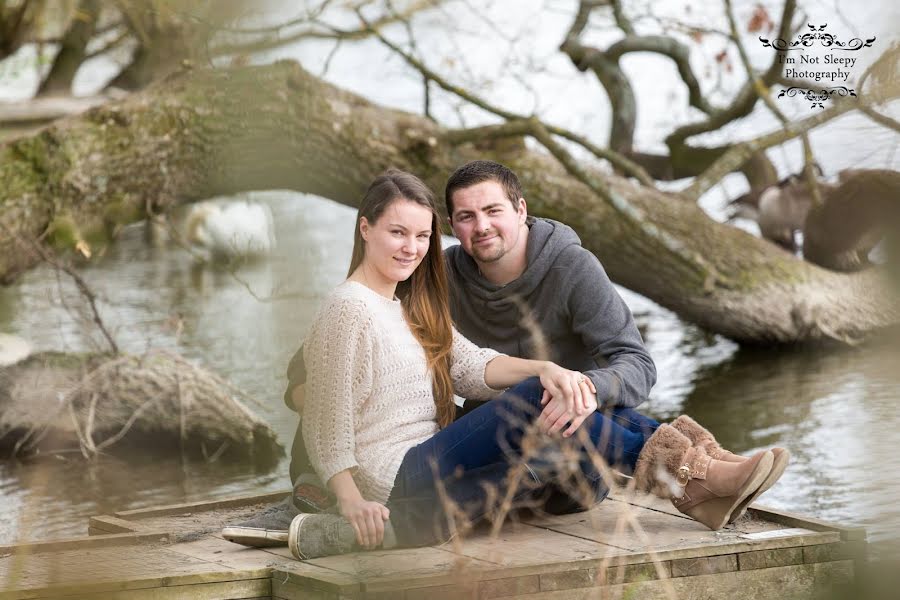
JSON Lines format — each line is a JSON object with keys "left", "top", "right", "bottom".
{"left": 290, "top": 170, "right": 788, "bottom": 559}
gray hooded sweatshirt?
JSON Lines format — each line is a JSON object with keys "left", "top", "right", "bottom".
{"left": 446, "top": 217, "right": 656, "bottom": 409}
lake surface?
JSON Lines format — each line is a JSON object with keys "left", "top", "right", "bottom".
{"left": 0, "top": 0, "right": 898, "bottom": 560}
{"left": 1, "top": 192, "right": 898, "bottom": 559}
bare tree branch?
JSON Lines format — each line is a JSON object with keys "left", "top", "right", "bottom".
{"left": 722, "top": 0, "right": 821, "bottom": 208}
{"left": 665, "top": 0, "right": 798, "bottom": 149}
{"left": 559, "top": 1, "right": 637, "bottom": 154}
{"left": 681, "top": 97, "right": 864, "bottom": 202}
{"left": 859, "top": 104, "right": 900, "bottom": 133}
{"left": 210, "top": 1, "right": 437, "bottom": 58}
{"left": 38, "top": 0, "right": 102, "bottom": 96}
{"left": 364, "top": 17, "right": 653, "bottom": 185}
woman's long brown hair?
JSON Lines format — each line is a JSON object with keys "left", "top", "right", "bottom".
{"left": 347, "top": 170, "right": 456, "bottom": 427}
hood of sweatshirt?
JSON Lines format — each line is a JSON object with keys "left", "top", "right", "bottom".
{"left": 446, "top": 217, "right": 582, "bottom": 308}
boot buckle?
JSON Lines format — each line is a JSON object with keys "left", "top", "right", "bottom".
{"left": 676, "top": 464, "right": 691, "bottom": 487}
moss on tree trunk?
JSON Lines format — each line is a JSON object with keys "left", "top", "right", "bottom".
{"left": 0, "top": 61, "right": 896, "bottom": 344}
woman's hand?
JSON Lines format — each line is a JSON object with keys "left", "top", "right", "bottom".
{"left": 328, "top": 470, "right": 390, "bottom": 549}
{"left": 338, "top": 496, "right": 391, "bottom": 549}
{"left": 537, "top": 364, "right": 597, "bottom": 437}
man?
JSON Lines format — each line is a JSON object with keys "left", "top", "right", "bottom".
{"left": 222, "top": 160, "right": 657, "bottom": 547}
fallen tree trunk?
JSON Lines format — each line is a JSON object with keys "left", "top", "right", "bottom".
{"left": 0, "top": 349, "right": 282, "bottom": 464}
{"left": 0, "top": 61, "right": 896, "bottom": 344}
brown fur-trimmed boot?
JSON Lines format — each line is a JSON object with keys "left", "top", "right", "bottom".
{"left": 671, "top": 415, "right": 790, "bottom": 523}
{"left": 633, "top": 424, "right": 775, "bottom": 531}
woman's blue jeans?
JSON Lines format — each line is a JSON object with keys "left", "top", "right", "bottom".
{"left": 385, "top": 378, "right": 659, "bottom": 547}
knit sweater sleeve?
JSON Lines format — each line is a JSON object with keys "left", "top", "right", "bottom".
{"left": 301, "top": 296, "right": 374, "bottom": 485}
{"left": 449, "top": 326, "right": 505, "bottom": 400}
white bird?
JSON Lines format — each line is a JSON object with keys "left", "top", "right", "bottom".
{"left": 184, "top": 200, "right": 276, "bottom": 261}
{"left": 0, "top": 333, "right": 31, "bottom": 367}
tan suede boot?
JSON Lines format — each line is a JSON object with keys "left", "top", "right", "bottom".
{"left": 670, "top": 415, "right": 790, "bottom": 523}
{"left": 633, "top": 424, "right": 775, "bottom": 531}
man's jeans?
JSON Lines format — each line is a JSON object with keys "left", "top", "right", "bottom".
{"left": 385, "top": 378, "right": 659, "bottom": 547}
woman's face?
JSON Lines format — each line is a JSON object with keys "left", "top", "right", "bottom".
{"left": 360, "top": 198, "right": 434, "bottom": 285}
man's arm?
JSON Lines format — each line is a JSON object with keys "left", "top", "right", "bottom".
{"left": 567, "top": 250, "right": 657, "bottom": 408}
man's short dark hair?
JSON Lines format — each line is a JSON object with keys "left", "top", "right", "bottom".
{"left": 444, "top": 160, "right": 523, "bottom": 217}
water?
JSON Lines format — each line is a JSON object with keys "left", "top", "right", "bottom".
{"left": 1, "top": 192, "right": 898, "bottom": 558}
{"left": 1, "top": 0, "right": 898, "bottom": 558}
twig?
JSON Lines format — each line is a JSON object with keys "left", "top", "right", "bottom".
{"left": 362, "top": 17, "right": 654, "bottom": 185}
{"left": 206, "top": 440, "right": 230, "bottom": 463}
{"left": 723, "top": 0, "right": 822, "bottom": 208}
{"left": 858, "top": 104, "right": 900, "bottom": 133}
{"left": 67, "top": 400, "right": 93, "bottom": 459}
{"left": 0, "top": 221, "right": 119, "bottom": 354}
{"left": 94, "top": 397, "right": 158, "bottom": 452}
{"left": 209, "top": 0, "right": 439, "bottom": 58}
{"left": 681, "top": 97, "right": 861, "bottom": 202}
{"left": 683, "top": 47, "right": 899, "bottom": 202}
{"left": 84, "top": 392, "right": 99, "bottom": 453}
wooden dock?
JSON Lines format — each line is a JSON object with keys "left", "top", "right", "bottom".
{"left": 0, "top": 489, "right": 865, "bottom": 599}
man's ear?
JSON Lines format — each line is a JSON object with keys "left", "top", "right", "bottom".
{"left": 518, "top": 198, "right": 528, "bottom": 223}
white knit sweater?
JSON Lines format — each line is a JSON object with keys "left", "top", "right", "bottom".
{"left": 301, "top": 281, "right": 504, "bottom": 504}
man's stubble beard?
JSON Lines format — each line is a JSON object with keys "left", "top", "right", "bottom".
{"left": 472, "top": 239, "right": 506, "bottom": 263}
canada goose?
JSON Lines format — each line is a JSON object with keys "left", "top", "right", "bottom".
{"left": 731, "top": 168, "right": 899, "bottom": 271}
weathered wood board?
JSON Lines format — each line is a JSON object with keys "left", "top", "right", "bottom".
{"left": 0, "top": 489, "right": 865, "bottom": 599}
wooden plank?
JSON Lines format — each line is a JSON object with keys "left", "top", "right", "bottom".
{"left": 18, "top": 578, "right": 272, "bottom": 600}
{"left": 749, "top": 506, "right": 867, "bottom": 541}
{"left": 444, "top": 520, "right": 622, "bottom": 567}
{"left": 166, "top": 537, "right": 287, "bottom": 571}
{"left": 0, "top": 532, "right": 171, "bottom": 557}
{"left": 526, "top": 502, "right": 838, "bottom": 563}
{"left": 3, "top": 489, "right": 863, "bottom": 600}
{"left": 0, "top": 544, "right": 270, "bottom": 596}
{"left": 478, "top": 574, "right": 541, "bottom": 598}
{"left": 802, "top": 541, "right": 867, "bottom": 564}
{"left": 87, "top": 516, "right": 147, "bottom": 535}
{"left": 114, "top": 491, "right": 290, "bottom": 519}
{"left": 524, "top": 499, "right": 702, "bottom": 553}
{"left": 313, "top": 546, "right": 494, "bottom": 594}
{"left": 272, "top": 578, "right": 344, "bottom": 600}
{"left": 0, "top": 574, "right": 273, "bottom": 600}
{"left": 738, "top": 546, "right": 804, "bottom": 570}
{"left": 607, "top": 491, "right": 862, "bottom": 541}
{"left": 402, "top": 580, "right": 480, "bottom": 600}
{"left": 486, "top": 561, "right": 853, "bottom": 600}
{"left": 539, "top": 560, "right": 672, "bottom": 592}
{"left": 670, "top": 554, "right": 738, "bottom": 577}
{"left": 605, "top": 488, "right": 686, "bottom": 519}
{"left": 274, "top": 562, "right": 362, "bottom": 593}
{"left": 284, "top": 510, "right": 843, "bottom": 595}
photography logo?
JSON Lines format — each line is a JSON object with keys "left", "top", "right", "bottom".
{"left": 760, "top": 24, "right": 875, "bottom": 109}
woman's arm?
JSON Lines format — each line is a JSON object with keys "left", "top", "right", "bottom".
{"left": 449, "top": 328, "right": 597, "bottom": 436}
{"left": 484, "top": 355, "right": 597, "bottom": 437}
{"left": 328, "top": 469, "right": 390, "bottom": 549}
{"left": 302, "top": 297, "right": 373, "bottom": 493}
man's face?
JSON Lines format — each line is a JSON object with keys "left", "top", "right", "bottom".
{"left": 449, "top": 180, "right": 527, "bottom": 263}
